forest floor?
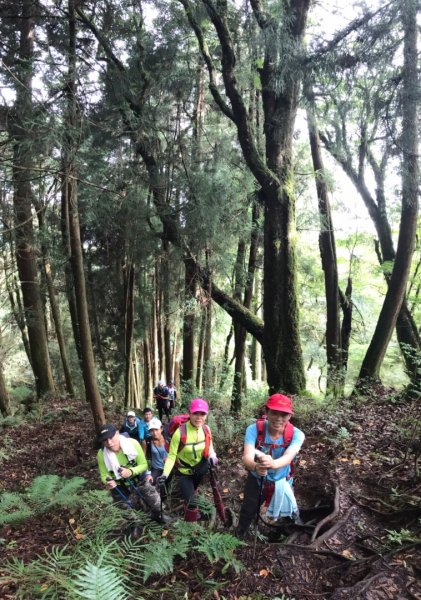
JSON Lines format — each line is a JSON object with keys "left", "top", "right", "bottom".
{"left": 0, "top": 391, "right": 420, "bottom": 600}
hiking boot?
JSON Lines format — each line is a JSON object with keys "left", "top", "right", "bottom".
{"left": 235, "top": 526, "right": 250, "bottom": 540}
{"left": 292, "top": 510, "right": 303, "bottom": 525}
{"left": 152, "top": 512, "right": 175, "bottom": 525}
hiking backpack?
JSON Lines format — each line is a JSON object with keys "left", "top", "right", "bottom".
{"left": 255, "top": 417, "right": 296, "bottom": 480}
{"left": 164, "top": 413, "right": 211, "bottom": 459}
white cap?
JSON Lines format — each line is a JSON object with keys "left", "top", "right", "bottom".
{"left": 127, "top": 410, "right": 136, "bottom": 417}
{"left": 148, "top": 417, "right": 162, "bottom": 430}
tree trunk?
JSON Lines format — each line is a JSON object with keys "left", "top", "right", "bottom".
{"left": 35, "top": 202, "right": 75, "bottom": 398}
{"left": 151, "top": 272, "right": 159, "bottom": 385}
{"left": 124, "top": 261, "right": 135, "bottom": 407}
{"left": 11, "top": 0, "right": 54, "bottom": 398}
{"left": 358, "top": 0, "right": 419, "bottom": 384}
{"left": 87, "top": 249, "right": 107, "bottom": 372}
{"left": 2, "top": 242, "right": 32, "bottom": 368}
{"left": 203, "top": 249, "right": 212, "bottom": 389}
{"left": 143, "top": 338, "right": 152, "bottom": 404}
{"left": 182, "top": 257, "right": 196, "bottom": 389}
{"left": 0, "top": 332, "right": 12, "bottom": 417}
{"left": 65, "top": 0, "right": 104, "bottom": 426}
{"left": 163, "top": 242, "right": 172, "bottom": 383}
{"left": 195, "top": 308, "right": 206, "bottom": 391}
{"left": 307, "top": 100, "right": 343, "bottom": 397}
{"left": 199, "top": 0, "right": 309, "bottom": 393}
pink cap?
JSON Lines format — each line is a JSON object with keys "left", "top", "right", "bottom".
{"left": 189, "top": 398, "right": 209, "bottom": 414}
{"left": 265, "top": 393, "right": 293, "bottom": 414}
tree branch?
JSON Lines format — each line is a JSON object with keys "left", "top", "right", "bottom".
{"left": 178, "top": 0, "right": 235, "bottom": 122}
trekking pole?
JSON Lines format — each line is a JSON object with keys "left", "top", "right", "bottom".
{"left": 122, "top": 471, "right": 148, "bottom": 504}
{"left": 106, "top": 477, "right": 135, "bottom": 510}
{"left": 252, "top": 474, "right": 265, "bottom": 559}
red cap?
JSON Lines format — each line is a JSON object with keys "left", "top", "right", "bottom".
{"left": 265, "top": 393, "right": 293, "bottom": 414}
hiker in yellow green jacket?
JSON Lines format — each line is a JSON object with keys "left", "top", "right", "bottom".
{"left": 96, "top": 423, "right": 172, "bottom": 524}
{"left": 156, "top": 399, "right": 218, "bottom": 521}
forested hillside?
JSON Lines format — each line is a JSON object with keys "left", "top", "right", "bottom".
{"left": 0, "top": 0, "right": 419, "bottom": 598}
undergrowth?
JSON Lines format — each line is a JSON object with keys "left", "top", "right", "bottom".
{"left": 0, "top": 474, "right": 87, "bottom": 525}
{"left": 1, "top": 477, "right": 244, "bottom": 599}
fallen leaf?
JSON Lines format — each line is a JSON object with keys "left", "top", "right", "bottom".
{"left": 339, "top": 458, "right": 348, "bottom": 462}
{"left": 342, "top": 549, "right": 354, "bottom": 558}
{"left": 40, "top": 584, "right": 49, "bottom": 592}
{"left": 75, "top": 533, "right": 85, "bottom": 540}
{"left": 223, "top": 488, "right": 230, "bottom": 493}
{"left": 352, "top": 459, "right": 361, "bottom": 465}
{"left": 300, "top": 459, "right": 307, "bottom": 466}
{"left": 259, "top": 569, "right": 269, "bottom": 577}
{"left": 161, "top": 529, "right": 169, "bottom": 537}
{"left": 68, "top": 518, "right": 76, "bottom": 525}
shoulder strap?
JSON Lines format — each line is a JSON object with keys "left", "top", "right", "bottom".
{"left": 178, "top": 422, "right": 188, "bottom": 452}
{"left": 202, "top": 424, "right": 211, "bottom": 458}
{"left": 256, "top": 418, "right": 266, "bottom": 448}
{"left": 283, "top": 422, "right": 294, "bottom": 447}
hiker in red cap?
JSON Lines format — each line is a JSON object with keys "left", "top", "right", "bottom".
{"left": 156, "top": 398, "right": 218, "bottom": 521}
{"left": 237, "top": 393, "right": 305, "bottom": 537}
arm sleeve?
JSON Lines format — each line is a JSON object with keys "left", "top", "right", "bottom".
{"left": 97, "top": 449, "right": 110, "bottom": 484}
{"left": 288, "top": 428, "right": 305, "bottom": 453}
{"left": 162, "top": 428, "right": 181, "bottom": 477}
{"left": 244, "top": 423, "right": 258, "bottom": 446}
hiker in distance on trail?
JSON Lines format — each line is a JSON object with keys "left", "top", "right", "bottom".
{"left": 96, "top": 423, "right": 172, "bottom": 524}
{"left": 156, "top": 398, "right": 218, "bottom": 522}
{"left": 237, "top": 393, "right": 305, "bottom": 537}
{"left": 153, "top": 380, "right": 171, "bottom": 423}
{"left": 167, "top": 379, "right": 177, "bottom": 415}
{"left": 119, "top": 409, "right": 146, "bottom": 443}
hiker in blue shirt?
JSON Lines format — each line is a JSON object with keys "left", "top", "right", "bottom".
{"left": 237, "top": 394, "right": 305, "bottom": 537}
{"left": 139, "top": 407, "right": 153, "bottom": 454}
{"left": 147, "top": 417, "right": 170, "bottom": 484}
{"left": 120, "top": 410, "right": 143, "bottom": 442}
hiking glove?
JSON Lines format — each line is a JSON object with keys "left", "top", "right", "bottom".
{"left": 209, "top": 454, "right": 218, "bottom": 467}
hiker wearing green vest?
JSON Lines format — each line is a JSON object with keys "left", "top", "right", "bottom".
{"left": 96, "top": 423, "right": 172, "bottom": 524}
{"left": 156, "top": 398, "right": 218, "bottom": 522}
{"left": 237, "top": 394, "right": 305, "bottom": 537}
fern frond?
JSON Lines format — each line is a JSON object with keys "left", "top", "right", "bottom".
{"left": 27, "top": 475, "right": 61, "bottom": 507}
{"left": 0, "top": 492, "right": 33, "bottom": 525}
{"left": 195, "top": 531, "right": 244, "bottom": 573}
{"left": 72, "top": 562, "right": 128, "bottom": 600}
{"left": 138, "top": 539, "right": 175, "bottom": 582}
{"left": 27, "top": 475, "right": 86, "bottom": 509}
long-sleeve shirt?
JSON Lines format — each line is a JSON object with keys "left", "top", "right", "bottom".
{"left": 97, "top": 439, "right": 148, "bottom": 484}
{"left": 163, "top": 420, "right": 215, "bottom": 476}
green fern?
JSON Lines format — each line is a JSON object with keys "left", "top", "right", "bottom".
{"left": 195, "top": 531, "right": 244, "bottom": 573}
{"left": 138, "top": 538, "right": 176, "bottom": 582}
{"left": 72, "top": 562, "right": 128, "bottom": 599}
{"left": 0, "top": 492, "right": 33, "bottom": 525}
{"left": 0, "top": 475, "right": 87, "bottom": 526}
{"left": 28, "top": 474, "right": 86, "bottom": 509}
